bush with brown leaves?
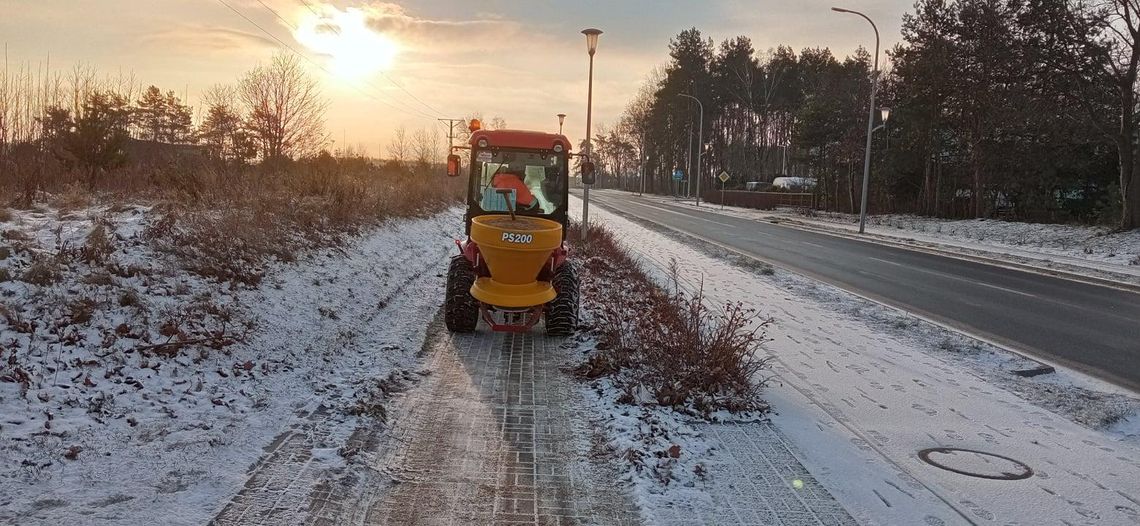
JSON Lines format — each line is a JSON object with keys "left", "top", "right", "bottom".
{"left": 571, "top": 222, "right": 771, "bottom": 416}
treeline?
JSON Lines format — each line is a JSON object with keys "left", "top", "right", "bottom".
{"left": 0, "top": 53, "right": 448, "bottom": 200}
{"left": 599, "top": 0, "right": 1140, "bottom": 228}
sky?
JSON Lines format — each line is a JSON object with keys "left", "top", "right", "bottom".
{"left": 1, "top": 0, "right": 910, "bottom": 157}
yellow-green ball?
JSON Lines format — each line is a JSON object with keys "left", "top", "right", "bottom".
{"left": 792, "top": 479, "right": 804, "bottom": 490}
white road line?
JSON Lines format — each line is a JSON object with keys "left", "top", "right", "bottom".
{"left": 869, "top": 256, "right": 903, "bottom": 267}
{"left": 898, "top": 261, "right": 1040, "bottom": 298}
{"left": 800, "top": 241, "right": 825, "bottom": 249}
{"left": 623, "top": 199, "right": 735, "bottom": 227}
{"left": 969, "top": 280, "right": 1039, "bottom": 298}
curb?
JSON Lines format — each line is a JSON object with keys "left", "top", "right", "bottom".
{"left": 761, "top": 217, "right": 1140, "bottom": 295}
{"left": 588, "top": 195, "right": 1140, "bottom": 394}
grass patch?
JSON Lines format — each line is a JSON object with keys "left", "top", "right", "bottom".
{"left": 142, "top": 161, "right": 464, "bottom": 285}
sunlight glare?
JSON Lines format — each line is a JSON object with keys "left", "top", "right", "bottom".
{"left": 294, "top": 7, "right": 399, "bottom": 80}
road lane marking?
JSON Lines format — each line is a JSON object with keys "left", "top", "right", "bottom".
{"left": 617, "top": 199, "right": 735, "bottom": 227}
{"left": 900, "top": 263, "right": 1040, "bottom": 298}
{"left": 968, "top": 280, "right": 1038, "bottom": 298}
{"left": 869, "top": 257, "right": 903, "bottom": 267}
{"left": 800, "top": 241, "right": 825, "bottom": 249}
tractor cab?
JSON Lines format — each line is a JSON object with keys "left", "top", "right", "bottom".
{"left": 444, "top": 120, "right": 594, "bottom": 334}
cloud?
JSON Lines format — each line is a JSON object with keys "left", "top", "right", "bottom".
{"left": 144, "top": 25, "right": 278, "bottom": 53}
{"left": 307, "top": 2, "right": 522, "bottom": 53}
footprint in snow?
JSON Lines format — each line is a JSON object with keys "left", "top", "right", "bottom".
{"left": 912, "top": 403, "right": 938, "bottom": 417}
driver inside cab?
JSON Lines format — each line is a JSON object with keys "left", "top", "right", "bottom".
{"left": 491, "top": 166, "right": 537, "bottom": 210}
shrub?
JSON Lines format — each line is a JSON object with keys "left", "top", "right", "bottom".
{"left": 0, "top": 208, "right": 12, "bottom": 222}
{"left": 20, "top": 257, "right": 60, "bottom": 286}
{"left": 572, "top": 222, "right": 771, "bottom": 415}
{"left": 80, "top": 223, "right": 114, "bottom": 264}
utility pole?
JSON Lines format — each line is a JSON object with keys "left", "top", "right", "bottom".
{"left": 438, "top": 118, "right": 465, "bottom": 149}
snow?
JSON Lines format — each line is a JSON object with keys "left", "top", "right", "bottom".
{"left": 0, "top": 204, "right": 463, "bottom": 525}
{"left": 638, "top": 192, "right": 1140, "bottom": 285}
{"left": 573, "top": 195, "right": 1140, "bottom": 525}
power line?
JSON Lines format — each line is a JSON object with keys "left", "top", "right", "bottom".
{"left": 214, "top": 0, "right": 437, "bottom": 121}
{"left": 295, "top": 0, "right": 447, "bottom": 118}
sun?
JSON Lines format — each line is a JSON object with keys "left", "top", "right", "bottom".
{"left": 294, "top": 7, "right": 399, "bottom": 80}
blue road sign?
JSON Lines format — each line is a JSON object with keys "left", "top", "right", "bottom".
{"left": 672, "top": 169, "right": 684, "bottom": 181}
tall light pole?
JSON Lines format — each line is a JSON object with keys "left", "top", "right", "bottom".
{"left": 639, "top": 130, "right": 647, "bottom": 196}
{"left": 557, "top": 113, "right": 567, "bottom": 135}
{"left": 679, "top": 93, "right": 704, "bottom": 206}
{"left": 832, "top": 7, "right": 880, "bottom": 234}
{"left": 581, "top": 28, "right": 602, "bottom": 242}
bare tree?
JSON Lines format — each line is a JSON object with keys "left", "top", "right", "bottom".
{"left": 411, "top": 126, "right": 440, "bottom": 171}
{"left": 388, "top": 125, "right": 410, "bottom": 164}
{"left": 239, "top": 53, "right": 327, "bottom": 162}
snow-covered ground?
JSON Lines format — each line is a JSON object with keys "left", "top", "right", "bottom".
{"left": 575, "top": 196, "right": 1140, "bottom": 525}
{"left": 0, "top": 204, "right": 462, "bottom": 525}
{"left": 7, "top": 195, "right": 1139, "bottom": 525}
{"left": 639, "top": 193, "right": 1140, "bottom": 286}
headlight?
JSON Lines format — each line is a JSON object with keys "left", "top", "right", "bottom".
{"left": 477, "top": 138, "right": 489, "bottom": 148}
{"left": 553, "top": 144, "right": 564, "bottom": 153}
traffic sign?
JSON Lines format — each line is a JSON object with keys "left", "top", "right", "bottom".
{"left": 718, "top": 170, "right": 730, "bottom": 183}
{"left": 673, "top": 169, "right": 684, "bottom": 181}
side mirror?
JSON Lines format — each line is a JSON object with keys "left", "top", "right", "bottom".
{"left": 446, "top": 154, "right": 461, "bottom": 177}
{"left": 581, "top": 161, "right": 596, "bottom": 186}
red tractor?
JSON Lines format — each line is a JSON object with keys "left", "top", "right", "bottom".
{"left": 443, "top": 119, "right": 595, "bottom": 334}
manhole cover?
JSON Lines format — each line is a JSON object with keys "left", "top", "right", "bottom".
{"left": 918, "top": 447, "right": 1033, "bottom": 480}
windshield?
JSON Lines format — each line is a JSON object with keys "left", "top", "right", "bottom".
{"left": 471, "top": 148, "right": 566, "bottom": 216}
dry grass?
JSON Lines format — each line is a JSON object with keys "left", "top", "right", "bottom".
{"left": 85, "top": 158, "right": 467, "bottom": 285}
{"left": 0, "top": 207, "right": 12, "bottom": 222}
{"left": 20, "top": 257, "right": 60, "bottom": 286}
{"left": 571, "top": 223, "right": 771, "bottom": 415}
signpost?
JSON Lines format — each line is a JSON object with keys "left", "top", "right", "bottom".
{"left": 673, "top": 169, "right": 684, "bottom": 199}
{"left": 718, "top": 170, "right": 730, "bottom": 210}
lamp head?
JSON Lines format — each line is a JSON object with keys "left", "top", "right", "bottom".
{"left": 582, "top": 28, "right": 603, "bottom": 55}
{"left": 557, "top": 113, "right": 566, "bottom": 126}
{"left": 880, "top": 107, "right": 891, "bottom": 123}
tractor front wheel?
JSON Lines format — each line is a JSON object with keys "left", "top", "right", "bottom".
{"left": 445, "top": 255, "right": 479, "bottom": 332}
{"left": 545, "top": 262, "right": 579, "bottom": 336}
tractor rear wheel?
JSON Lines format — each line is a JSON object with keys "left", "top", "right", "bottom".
{"left": 545, "top": 262, "right": 579, "bottom": 336}
{"left": 445, "top": 255, "right": 479, "bottom": 332}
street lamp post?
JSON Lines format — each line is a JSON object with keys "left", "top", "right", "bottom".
{"left": 639, "top": 131, "right": 648, "bottom": 196}
{"left": 832, "top": 6, "right": 879, "bottom": 234}
{"left": 557, "top": 113, "right": 566, "bottom": 135}
{"left": 679, "top": 93, "right": 704, "bottom": 206}
{"left": 581, "top": 28, "right": 602, "bottom": 242}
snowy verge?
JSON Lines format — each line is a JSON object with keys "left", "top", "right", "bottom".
{"left": 631, "top": 191, "right": 1140, "bottom": 287}
{"left": 0, "top": 203, "right": 462, "bottom": 525}
{"left": 575, "top": 195, "right": 1140, "bottom": 525}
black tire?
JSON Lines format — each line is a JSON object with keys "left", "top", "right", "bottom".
{"left": 545, "top": 261, "right": 579, "bottom": 336}
{"left": 445, "top": 255, "right": 479, "bottom": 332}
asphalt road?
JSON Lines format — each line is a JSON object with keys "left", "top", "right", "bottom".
{"left": 583, "top": 189, "right": 1140, "bottom": 392}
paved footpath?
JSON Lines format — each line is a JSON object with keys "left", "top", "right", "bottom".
{"left": 212, "top": 321, "right": 861, "bottom": 525}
